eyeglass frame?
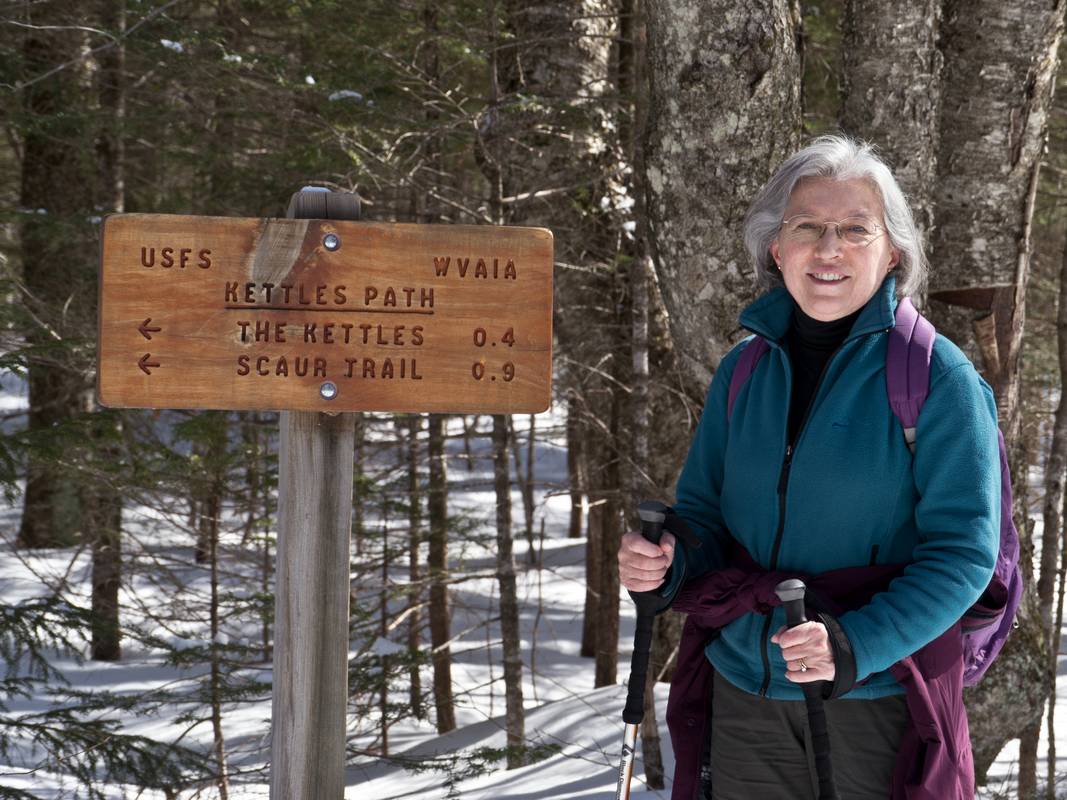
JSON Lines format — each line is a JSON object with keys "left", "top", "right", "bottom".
{"left": 778, "top": 214, "right": 887, "bottom": 248}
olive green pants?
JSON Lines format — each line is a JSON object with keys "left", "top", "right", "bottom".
{"left": 709, "top": 670, "right": 909, "bottom": 800}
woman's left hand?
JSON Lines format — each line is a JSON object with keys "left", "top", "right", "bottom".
{"left": 771, "top": 621, "right": 836, "bottom": 683}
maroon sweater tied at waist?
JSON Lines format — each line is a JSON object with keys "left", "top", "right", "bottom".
{"left": 665, "top": 547, "right": 973, "bottom": 800}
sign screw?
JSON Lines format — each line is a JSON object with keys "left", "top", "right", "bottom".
{"left": 320, "top": 381, "right": 338, "bottom": 400}
{"left": 323, "top": 233, "right": 341, "bottom": 251}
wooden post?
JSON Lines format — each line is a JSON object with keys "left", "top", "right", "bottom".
{"left": 271, "top": 189, "right": 360, "bottom": 799}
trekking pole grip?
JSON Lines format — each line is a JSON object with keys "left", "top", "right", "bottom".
{"left": 622, "top": 501, "right": 669, "bottom": 724}
{"left": 637, "top": 500, "right": 667, "bottom": 547}
{"left": 776, "top": 578, "right": 807, "bottom": 628}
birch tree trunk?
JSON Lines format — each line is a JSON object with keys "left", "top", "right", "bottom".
{"left": 839, "top": 0, "right": 942, "bottom": 249}
{"left": 927, "top": 0, "right": 1065, "bottom": 780}
{"left": 643, "top": 0, "right": 803, "bottom": 401}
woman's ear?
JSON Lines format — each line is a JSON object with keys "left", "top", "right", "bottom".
{"left": 770, "top": 239, "right": 781, "bottom": 269}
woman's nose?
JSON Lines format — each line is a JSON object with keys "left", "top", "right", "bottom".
{"left": 813, "top": 225, "right": 842, "bottom": 258}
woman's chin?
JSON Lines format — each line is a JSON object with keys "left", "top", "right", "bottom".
{"left": 798, "top": 297, "right": 856, "bottom": 321}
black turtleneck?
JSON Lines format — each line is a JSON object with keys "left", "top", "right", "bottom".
{"left": 784, "top": 305, "right": 862, "bottom": 446}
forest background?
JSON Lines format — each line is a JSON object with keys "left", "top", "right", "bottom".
{"left": 4, "top": 0, "right": 1067, "bottom": 797}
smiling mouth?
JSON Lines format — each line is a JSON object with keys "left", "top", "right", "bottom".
{"left": 808, "top": 272, "right": 848, "bottom": 283}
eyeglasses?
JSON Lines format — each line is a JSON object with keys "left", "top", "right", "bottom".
{"left": 780, "top": 215, "right": 886, "bottom": 247}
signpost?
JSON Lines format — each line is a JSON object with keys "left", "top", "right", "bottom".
{"left": 97, "top": 191, "right": 553, "bottom": 798}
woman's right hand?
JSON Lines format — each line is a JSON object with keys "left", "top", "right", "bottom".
{"left": 618, "top": 531, "right": 676, "bottom": 593}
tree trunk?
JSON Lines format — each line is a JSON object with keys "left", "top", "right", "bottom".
{"left": 594, "top": 382, "right": 625, "bottom": 688}
{"left": 16, "top": 5, "right": 97, "bottom": 548}
{"left": 354, "top": 413, "right": 365, "bottom": 557}
{"left": 380, "top": 513, "right": 390, "bottom": 757}
{"left": 1047, "top": 486, "right": 1067, "bottom": 799}
{"left": 205, "top": 438, "right": 230, "bottom": 799}
{"left": 524, "top": 415, "right": 536, "bottom": 557}
{"left": 493, "top": 415, "right": 526, "bottom": 768}
{"left": 194, "top": 438, "right": 212, "bottom": 565}
{"left": 643, "top": 0, "right": 803, "bottom": 402}
{"left": 261, "top": 419, "right": 272, "bottom": 663}
{"left": 624, "top": 0, "right": 665, "bottom": 784}
{"left": 581, "top": 483, "right": 603, "bottom": 659}
{"left": 88, "top": 420, "right": 122, "bottom": 662}
{"left": 240, "top": 414, "right": 260, "bottom": 547}
{"left": 427, "top": 412, "right": 455, "bottom": 733}
{"left": 86, "top": 0, "right": 127, "bottom": 662}
{"left": 461, "top": 415, "right": 477, "bottom": 473}
{"left": 1033, "top": 215, "right": 1067, "bottom": 797}
{"left": 839, "top": 0, "right": 942, "bottom": 249}
{"left": 405, "top": 415, "right": 424, "bottom": 720}
{"left": 566, "top": 392, "right": 585, "bottom": 539}
{"left": 508, "top": 416, "right": 536, "bottom": 563}
{"left": 927, "top": 0, "right": 1065, "bottom": 780}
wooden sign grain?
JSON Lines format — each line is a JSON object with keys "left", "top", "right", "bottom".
{"left": 98, "top": 214, "right": 553, "bottom": 413}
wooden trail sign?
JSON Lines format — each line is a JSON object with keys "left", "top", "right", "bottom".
{"left": 98, "top": 214, "right": 553, "bottom": 414}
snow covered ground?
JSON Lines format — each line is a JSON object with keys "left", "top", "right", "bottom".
{"left": 0, "top": 402, "right": 1060, "bottom": 798}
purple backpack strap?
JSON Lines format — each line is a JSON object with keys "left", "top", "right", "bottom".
{"left": 886, "top": 297, "right": 935, "bottom": 454}
{"left": 728, "top": 336, "right": 771, "bottom": 420}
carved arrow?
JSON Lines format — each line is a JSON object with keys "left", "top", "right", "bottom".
{"left": 138, "top": 354, "right": 160, "bottom": 375}
{"left": 138, "top": 318, "right": 162, "bottom": 340}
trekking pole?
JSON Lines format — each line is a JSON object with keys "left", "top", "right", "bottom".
{"left": 614, "top": 500, "right": 669, "bottom": 800}
{"left": 775, "top": 578, "right": 838, "bottom": 800}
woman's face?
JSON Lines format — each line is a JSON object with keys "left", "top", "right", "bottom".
{"left": 769, "top": 177, "right": 900, "bottom": 321}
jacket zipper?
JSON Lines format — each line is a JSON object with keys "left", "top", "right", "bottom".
{"left": 757, "top": 341, "right": 845, "bottom": 697}
{"left": 758, "top": 442, "right": 794, "bottom": 695}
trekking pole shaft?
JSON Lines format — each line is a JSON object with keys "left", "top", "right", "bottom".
{"left": 776, "top": 579, "right": 838, "bottom": 800}
{"left": 614, "top": 723, "right": 638, "bottom": 800}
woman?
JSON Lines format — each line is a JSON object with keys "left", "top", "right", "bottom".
{"left": 618, "top": 135, "right": 1000, "bottom": 799}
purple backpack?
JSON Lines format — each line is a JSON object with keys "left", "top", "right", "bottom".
{"left": 726, "top": 296, "right": 1023, "bottom": 686}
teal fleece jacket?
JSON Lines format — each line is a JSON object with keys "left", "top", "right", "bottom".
{"left": 661, "top": 277, "right": 1000, "bottom": 700}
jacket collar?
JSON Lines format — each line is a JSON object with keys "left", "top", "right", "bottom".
{"left": 739, "top": 274, "right": 899, "bottom": 346}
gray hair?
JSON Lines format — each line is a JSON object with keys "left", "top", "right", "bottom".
{"left": 742, "top": 135, "right": 927, "bottom": 299}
